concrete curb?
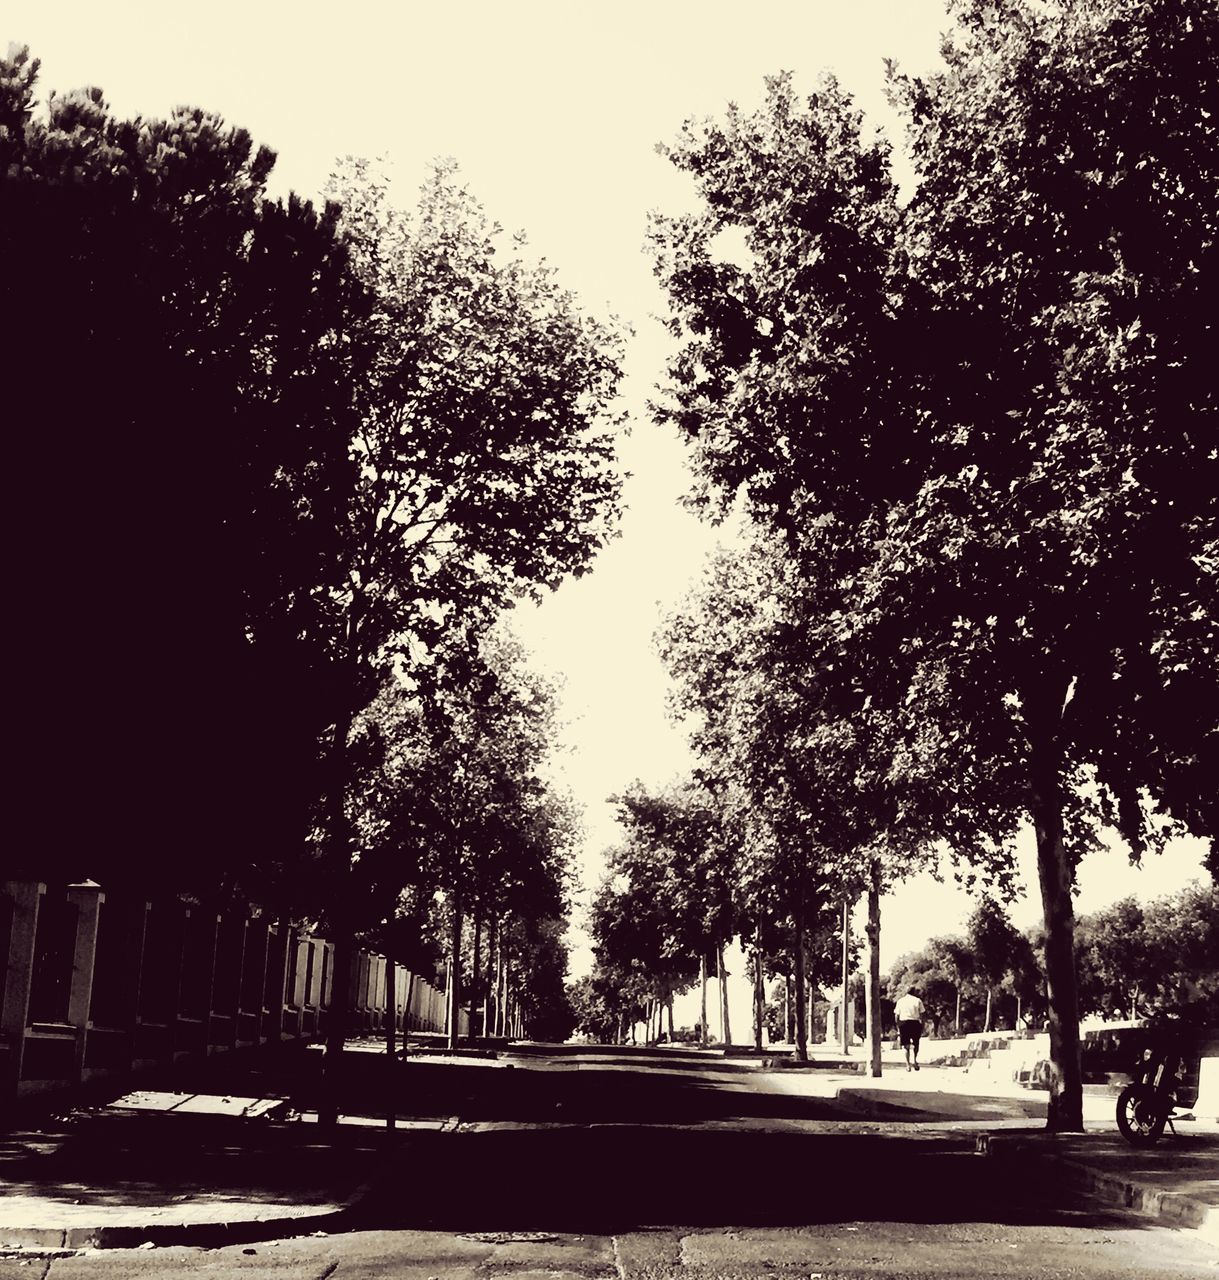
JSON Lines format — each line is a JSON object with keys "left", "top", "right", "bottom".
{"left": 0, "top": 1185, "right": 374, "bottom": 1252}
{"left": 977, "top": 1131, "right": 1219, "bottom": 1245}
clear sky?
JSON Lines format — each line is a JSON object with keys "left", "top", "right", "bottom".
{"left": 11, "top": 1, "right": 1208, "bottom": 990}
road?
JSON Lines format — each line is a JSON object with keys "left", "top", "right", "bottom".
{"left": 5, "top": 1130, "right": 1215, "bottom": 1277}
{"left": 3, "top": 1046, "right": 1215, "bottom": 1276}
{"left": 3, "top": 1211, "right": 1215, "bottom": 1279}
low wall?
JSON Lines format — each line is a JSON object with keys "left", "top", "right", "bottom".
{"left": 1, "top": 879, "right": 467, "bottom": 1108}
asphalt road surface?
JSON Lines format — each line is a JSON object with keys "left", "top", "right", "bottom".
{"left": 5, "top": 1046, "right": 1215, "bottom": 1276}
{"left": 3, "top": 1134, "right": 1216, "bottom": 1278}
{"left": 2, "top": 1214, "right": 1215, "bottom": 1279}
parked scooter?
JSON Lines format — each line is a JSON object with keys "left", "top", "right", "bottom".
{"left": 1116, "top": 1021, "right": 1198, "bottom": 1146}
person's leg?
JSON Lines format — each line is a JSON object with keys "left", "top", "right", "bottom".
{"left": 912, "top": 1027, "right": 920, "bottom": 1070}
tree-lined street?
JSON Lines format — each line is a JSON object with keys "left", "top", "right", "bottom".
{"left": 3, "top": 0, "right": 1218, "bottom": 1269}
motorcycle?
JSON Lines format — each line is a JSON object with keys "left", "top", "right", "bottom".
{"left": 1115, "top": 1022, "right": 1198, "bottom": 1146}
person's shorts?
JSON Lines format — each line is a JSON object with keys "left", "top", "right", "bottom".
{"left": 898, "top": 1019, "right": 922, "bottom": 1049}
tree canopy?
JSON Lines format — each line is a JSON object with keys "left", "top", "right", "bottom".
{"left": 651, "top": 0, "right": 1218, "bottom": 1128}
{"left": 2, "top": 46, "right": 365, "bottom": 898}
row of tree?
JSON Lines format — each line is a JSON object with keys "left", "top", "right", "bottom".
{"left": 2, "top": 48, "right": 623, "bottom": 1087}
{"left": 889, "top": 883, "right": 1219, "bottom": 1036}
{"left": 592, "top": 0, "right": 1216, "bottom": 1130}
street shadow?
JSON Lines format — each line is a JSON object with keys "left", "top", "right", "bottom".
{"left": 356, "top": 1125, "right": 1150, "bottom": 1235}
{"left": 313, "top": 1055, "right": 1040, "bottom": 1127}
{"left": 0, "top": 1111, "right": 377, "bottom": 1209}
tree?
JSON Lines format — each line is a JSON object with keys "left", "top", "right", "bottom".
{"left": 512, "top": 916, "right": 577, "bottom": 1042}
{"left": 660, "top": 537, "right": 949, "bottom": 1067}
{"left": 2, "top": 46, "right": 366, "bottom": 902}
{"left": 608, "top": 781, "right": 735, "bottom": 1044}
{"left": 312, "top": 159, "right": 625, "bottom": 1103}
{"left": 570, "top": 969, "right": 635, "bottom": 1045}
{"left": 1074, "top": 898, "right": 1151, "bottom": 1021}
{"left": 652, "top": 0, "right": 1218, "bottom": 1129}
{"left": 1076, "top": 884, "right": 1218, "bottom": 1021}
{"left": 346, "top": 626, "right": 578, "bottom": 1050}
{"left": 965, "top": 897, "right": 1028, "bottom": 1032}
{"left": 888, "top": 938, "right": 973, "bottom": 1037}
{"left": 587, "top": 842, "right": 700, "bottom": 1046}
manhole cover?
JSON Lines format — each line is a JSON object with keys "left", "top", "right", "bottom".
{"left": 460, "top": 1231, "right": 560, "bottom": 1244}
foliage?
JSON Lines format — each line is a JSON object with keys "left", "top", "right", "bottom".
{"left": 344, "top": 625, "right": 578, "bottom": 948}
{"left": 323, "top": 157, "right": 626, "bottom": 696}
{"left": 886, "top": 936, "right": 975, "bottom": 1033}
{"left": 1076, "top": 884, "right": 1219, "bottom": 1021}
{"left": 569, "top": 970, "right": 630, "bottom": 1044}
{"left": 652, "top": 0, "right": 1219, "bottom": 1128}
{"left": 1, "top": 45, "right": 365, "bottom": 901}
{"left": 612, "top": 779, "right": 736, "bottom": 967}
{"left": 1073, "top": 898, "right": 1150, "bottom": 1021}
{"left": 513, "top": 916, "right": 577, "bottom": 1042}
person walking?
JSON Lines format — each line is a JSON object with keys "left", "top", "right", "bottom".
{"left": 894, "top": 986, "right": 925, "bottom": 1071}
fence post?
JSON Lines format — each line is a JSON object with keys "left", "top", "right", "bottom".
{"left": 2, "top": 881, "right": 45, "bottom": 1099}
{"left": 263, "top": 922, "right": 290, "bottom": 1042}
{"left": 65, "top": 881, "right": 105, "bottom": 1082}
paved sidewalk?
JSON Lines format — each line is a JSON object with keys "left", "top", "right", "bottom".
{"left": 0, "top": 1094, "right": 383, "bottom": 1250}
{"left": 978, "top": 1124, "right": 1219, "bottom": 1246}
{"left": 788, "top": 1054, "right": 1219, "bottom": 1242}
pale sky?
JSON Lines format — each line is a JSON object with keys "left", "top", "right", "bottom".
{"left": 12, "top": 2, "right": 1208, "bottom": 994}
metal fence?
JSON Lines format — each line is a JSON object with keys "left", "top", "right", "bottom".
{"left": 1, "top": 879, "right": 462, "bottom": 1105}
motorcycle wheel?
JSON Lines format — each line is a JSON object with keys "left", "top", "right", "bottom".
{"left": 1116, "top": 1082, "right": 1168, "bottom": 1146}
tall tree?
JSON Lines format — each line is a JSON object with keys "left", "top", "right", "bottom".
{"left": 346, "top": 626, "right": 577, "bottom": 1049}
{"left": 313, "top": 160, "right": 625, "bottom": 1103}
{"left": 652, "top": 0, "right": 1218, "bottom": 1128}
{"left": 1, "top": 47, "right": 365, "bottom": 902}
{"left": 965, "top": 897, "right": 1028, "bottom": 1032}
{"left": 609, "top": 780, "right": 736, "bottom": 1042}
{"left": 660, "top": 538, "right": 953, "bottom": 1065}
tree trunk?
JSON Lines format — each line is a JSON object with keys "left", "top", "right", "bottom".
{"left": 385, "top": 954, "right": 396, "bottom": 1131}
{"left": 319, "top": 704, "right": 356, "bottom": 1132}
{"left": 793, "top": 887, "right": 808, "bottom": 1063}
{"left": 865, "top": 858, "right": 882, "bottom": 1078}
{"left": 1028, "top": 682, "right": 1084, "bottom": 1132}
{"left": 493, "top": 937, "right": 504, "bottom": 1037}
{"left": 955, "top": 987, "right": 962, "bottom": 1035}
{"left": 402, "top": 970, "right": 414, "bottom": 1058}
{"left": 699, "top": 953, "right": 709, "bottom": 1046}
{"left": 840, "top": 897, "right": 851, "bottom": 1055}
{"left": 482, "top": 916, "right": 496, "bottom": 1039}
{"left": 717, "top": 943, "right": 732, "bottom": 1047}
{"left": 447, "top": 887, "right": 463, "bottom": 1051}
{"left": 783, "top": 974, "right": 792, "bottom": 1043}
{"left": 667, "top": 994, "right": 674, "bottom": 1042}
{"left": 753, "top": 936, "right": 765, "bottom": 1051}
{"left": 470, "top": 910, "right": 481, "bottom": 1043}
{"left": 501, "top": 954, "right": 511, "bottom": 1040}
{"left": 984, "top": 987, "right": 992, "bottom": 1034}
